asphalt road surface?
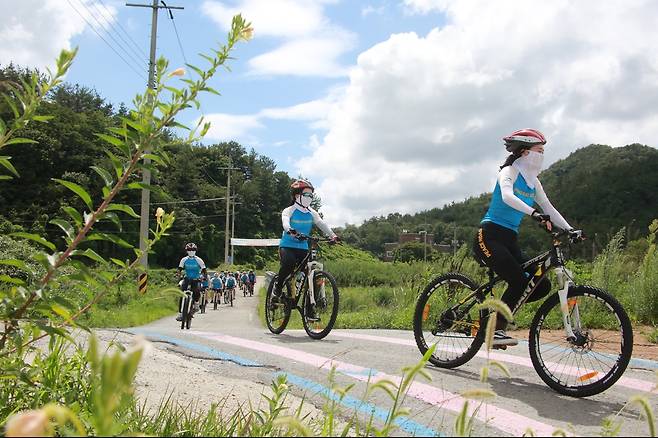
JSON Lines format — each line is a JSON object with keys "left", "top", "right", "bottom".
{"left": 121, "top": 278, "right": 658, "bottom": 437}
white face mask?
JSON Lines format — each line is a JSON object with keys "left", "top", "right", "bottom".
{"left": 187, "top": 251, "right": 196, "bottom": 257}
{"left": 513, "top": 150, "right": 544, "bottom": 188}
{"left": 296, "top": 194, "right": 313, "bottom": 209}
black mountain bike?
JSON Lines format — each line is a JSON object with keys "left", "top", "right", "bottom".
{"left": 212, "top": 289, "right": 220, "bottom": 310}
{"left": 179, "top": 285, "right": 194, "bottom": 330}
{"left": 265, "top": 235, "right": 340, "bottom": 340}
{"left": 413, "top": 229, "right": 633, "bottom": 397}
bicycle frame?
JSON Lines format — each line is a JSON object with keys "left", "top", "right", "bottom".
{"left": 461, "top": 230, "right": 581, "bottom": 341}
{"left": 280, "top": 237, "right": 329, "bottom": 309}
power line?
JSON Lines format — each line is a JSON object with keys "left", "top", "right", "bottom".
{"left": 75, "top": 0, "right": 149, "bottom": 71}
{"left": 89, "top": 0, "right": 150, "bottom": 67}
{"left": 65, "top": 0, "right": 148, "bottom": 81}
{"left": 97, "top": 0, "right": 150, "bottom": 59}
{"left": 161, "top": 0, "right": 188, "bottom": 64}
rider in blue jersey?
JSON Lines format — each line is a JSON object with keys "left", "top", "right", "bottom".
{"left": 175, "top": 242, "right": 207, "bottom": 321}
{"left": 473, "top": 129, "right": 583, "bottom": 348}
{"left": 273, "top": 180, "right": 340, "bottom": 318}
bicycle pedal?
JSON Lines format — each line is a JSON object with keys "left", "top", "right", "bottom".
{"left": 492, "top": 345, "right": 507, "bottom": 351}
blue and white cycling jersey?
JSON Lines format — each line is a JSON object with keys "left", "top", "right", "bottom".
{"left": 178, "top": 255, "right": 206, "bottom": 279}
{"left": 481, "top": 166, "right": 572, "bottom": 233}
{"left": 226, "top": 277, "right": 236, "bottom": 288}
{"left": 279, "top": 205, "right": 336, "bottom": 250}
{"left": 211, "top": 277, "right": 223, "bottom": 289}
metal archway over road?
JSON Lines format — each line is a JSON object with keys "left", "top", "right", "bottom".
{"left": 230, "top": 238, "right": 281, "bottom": 247}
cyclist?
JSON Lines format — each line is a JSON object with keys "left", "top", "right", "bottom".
{"left": 225, "top": 273, "right": 236, "bottom": 303}
{"left": 273, "top": 179, "right": 340, "bottom": 319}
{"left": 247, "top": 270, "right": 256, "bottom": 295}
{"left": 473, "top": 129, "right": 582, "bottom": 348}
{"left": 176, "top": 242, "right": 207, "bottom": 321}
{"left": 210, "top": 272, "right": 223, "bottom": 306}
{"left": 240, "top": 271, "right": 249, "bottom": 295}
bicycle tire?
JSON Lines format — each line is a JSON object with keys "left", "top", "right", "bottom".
{"left": 265, "top": 275, "right": 292, "bottom": 334}
{"left": 230, "top": 289, "right": 234, "bottom": 307}
{"left": 413, "top": 273, "right": 487, "bottom": 368}
{"left": 200, "top": 294, "right": 206, "bottom": 314}
{"left": 181, "top": 295, "right": 190, "bottom": 330}
{"left": 528, "top": 285, "right": 633, "bottom": 397}
{"left": 302, "top": 271, "right": 339, "bottom": 340}
{"left": 213, "top": 293, "right": 218, "bottom": 310}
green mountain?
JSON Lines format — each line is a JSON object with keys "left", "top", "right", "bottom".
{"left": 339, "top": 144, "right": 658, "bottom": 258}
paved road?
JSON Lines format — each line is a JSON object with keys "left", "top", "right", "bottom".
{"left": 124, "top": 278, "right": 658, "bottom": 437}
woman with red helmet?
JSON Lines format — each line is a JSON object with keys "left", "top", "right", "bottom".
{"left": 272, "top": 179, "right": 340, "bottom": 311}
{"left": 473, "top": 129, "right": 583, "bottom": 348}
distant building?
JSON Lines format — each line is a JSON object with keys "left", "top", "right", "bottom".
{"left": 382, "top": 232, "right": 453, "bottom": 261}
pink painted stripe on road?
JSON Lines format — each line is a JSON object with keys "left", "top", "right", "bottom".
{"left": 190, "top": 330, "right": 560, "bottom": 436}
{"left": 331, "top": 331, "right": 656, "bottom": 394}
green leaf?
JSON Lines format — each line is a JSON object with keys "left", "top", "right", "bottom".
{"left": 0, "top": 259, "right": 28, "bottom": 270}
{"left": 122, "top": 117, "right": 148, "bottom": 134}
{"left": 62, "top": 206, "right": 83, "bottom": 228}
{"left": 0, "top": 156, "right": 20, "bottom": 177}
{"left": 143, "top": 153, "right": 166, "bottom": 166}
{"left": 126, "top": 182, "right": 155, "bottom": 191}
{"left": 101, "top": 211, "right": 122, "bottom": 231}
{"left": 110, "top": 258, "right": 127, "bottom": 268}
{"left": 0, "top": 175, "right": 12, "bottom": 180}
{"left": 51, "top": 304, "right": 74, "bottom": 323}
{"left": 53, "top": 178, "right": 93, "bottom": 210}
{"left": 11, "top": 232, "right": 56, "bottom": 251}
{"left": 3, "top": 137, "right": 38, "bottom": 146}
{"left": 0, "top": 275, "right": 25, "bottom": 285}
{"left": 49, "top": 218, "right": 75, "bottom": 240}
{"left": 73, "top": 248, "right": 106, "bottom": 264}
{"left": 94, "top": 133, "right": 124, "bottom": 147}
{"left": 87, "top": 232, "right": 133, "bottom": 248}
{"left": 33, "top": 115, "right": 54, "bottom": 123}
{"left": 105, "top": 203, "right": 140, "bottom": 218}
{"left": 104, "top": 150, "right": 124, "bottom": 179}
{"left": 91, "top": 166, "right": 114, "bottom": 186}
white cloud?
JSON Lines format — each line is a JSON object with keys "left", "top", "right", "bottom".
{"left": 201, "top": 0, "right": 354, "bottom": 77}
{"left": 202, "top": 113, "right": 263, "bottom": 141}
{"left": 201, "top": 94, "right": 337, "bottom": 141}
{"left": 0, "top": 0, "right": 113, "bottom": 70}
{"left": 298, "top": 0, "right": 658, "bottom": 227}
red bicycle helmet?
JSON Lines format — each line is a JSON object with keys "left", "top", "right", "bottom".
{"left": 503, "top": 129, "right": 547, "bottom": 153}
{"left": 290, "top": 179, "right": 314, "bottom": 195}
{"left": 185, "top": 242, "right": 197, "bottom": 251}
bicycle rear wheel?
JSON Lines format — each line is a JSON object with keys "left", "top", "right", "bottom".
{"left": 413, "top": 273, "right": 487, "bottom": 368}
{"left": 265, "top": 275, "right": 292, "bottom": 334}
{"left": 302, "top": 271, "right": 339, "bottom": 340}
{"left": 529, "top": 285, "right": 633, "bottom": 397}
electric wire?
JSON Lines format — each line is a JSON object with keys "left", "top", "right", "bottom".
{"left": 64, "top": 0, "right": 148, "bottom": 81}
{"left": 161, "top": 1, "right": 188, "bottom": 64}
{"left": 75, "top": 0, "right": 149, "bottom": 70}
{"left": 97, "top": 0, "right": 150, "bottom": 59}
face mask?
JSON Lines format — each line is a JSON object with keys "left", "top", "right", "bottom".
{"left": 187, "top": 251, "right": 196, "bottom": 257}
{"left": 513, "top": 151, "right": 544, "bottom": 188}
{"left": 296, "top": 194, "right": 312, "bottom": 209}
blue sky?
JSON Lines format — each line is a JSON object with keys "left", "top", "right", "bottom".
{"left": 3, "top": 0, "right": 658, "bottom": 226}
{"left": 56, "top": 0, "right": 444, "bottom": 177}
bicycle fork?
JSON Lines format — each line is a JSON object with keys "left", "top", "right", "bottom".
{"left": 555, "top": 266, "right": 579, "bottom": 342}
{"left": 306, "top": 261, "right": 325, "bottom": 306}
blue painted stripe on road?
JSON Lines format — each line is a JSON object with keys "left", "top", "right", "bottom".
{"left": 279, "top": 372, "right": 442, "bottom": 437}
{"left": 130, "top": 330, "right": 441, "bottom": 436}
{"left": 518, "top": 340, "right": 658, "bottom": 370}
{"left": 129, "top": 329, "right": 261, "bottom": 367}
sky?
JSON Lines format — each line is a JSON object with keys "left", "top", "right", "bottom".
{"left": 2, "top": 0, "right": 658, "bottom": 227}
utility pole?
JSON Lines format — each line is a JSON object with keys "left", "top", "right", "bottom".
{"left": 230, "top": 198, "right": 243, "bottom": 264}
{"left": 218, "top": 160, "right": 241, "bottom": 264}
{"left": 127, "top": 0, "right": 184, "bottom": 292}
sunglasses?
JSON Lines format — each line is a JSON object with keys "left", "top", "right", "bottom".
{"left": 300, "top": 192, "right": 314, "bottom": 198}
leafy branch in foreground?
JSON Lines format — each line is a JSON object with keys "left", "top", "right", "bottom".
{"left": 0, "top": 49, "right": 76, "bottom": 179}
{"left": 0, "top": 14, "right": 253, "bottom": 354}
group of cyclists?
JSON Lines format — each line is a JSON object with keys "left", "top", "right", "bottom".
{"left": 175, "top": 243, "right": 257, "bottom": 321}
{"left": 176, "top": 128, "right": 586, "bottom": 349}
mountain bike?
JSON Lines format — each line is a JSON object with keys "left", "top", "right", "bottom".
{"left": 413, "top": 228, "right": 633, "bottom": 397}
{"left": 265, "top": 235, "right": 340, "bottom": 340}
{"left": 179, "top": 284, "right": 194, "bottom": 330}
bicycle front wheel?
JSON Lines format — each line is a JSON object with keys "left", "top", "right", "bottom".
{"left": 302, "top": 271, "right": 339, "bottom": 340}
{"left": 181, "top": 296, "right": 190, "bottom": 330}
{"left": 265, "top": 275, "right": 292, "bottom": 334}
{"left": 529, "top": 285, "right": 633, "bottom": 397}
{"left": 413, "top": 273, "right": 487, "bottom": 368}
